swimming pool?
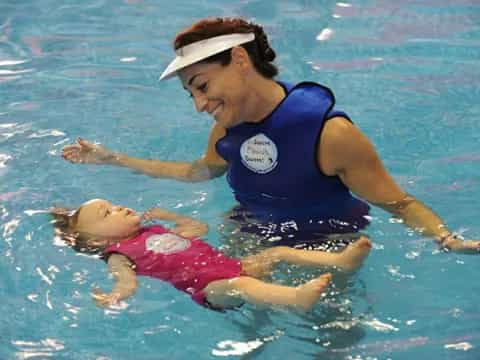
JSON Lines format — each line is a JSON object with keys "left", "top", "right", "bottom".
{"left": 1, "top": 0, "right": 479, "bottom": 358}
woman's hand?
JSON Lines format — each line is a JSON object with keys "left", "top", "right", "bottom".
{"left": 440, "top": 235, "right": 480, "bottom": 254}
{"left": 91, "top": 288, "right": 121, "bottom": 308}
{"left": 62, "top": 138, "right": 115, "bottom": 164}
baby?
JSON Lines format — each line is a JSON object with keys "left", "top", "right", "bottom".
{"left": 51, "top": 199, "right": 371, "bottom": 311}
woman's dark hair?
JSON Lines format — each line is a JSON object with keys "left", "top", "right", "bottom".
{"left": 174, "top": 17, "right": 278, "bottom": 78}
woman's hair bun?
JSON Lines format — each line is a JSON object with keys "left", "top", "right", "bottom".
{"left": 252, "top": 24, "right": 276, "bottom": 62}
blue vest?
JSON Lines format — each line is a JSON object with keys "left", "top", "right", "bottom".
{"left": 216, "top": 82, "right": 370, "bottom": 234}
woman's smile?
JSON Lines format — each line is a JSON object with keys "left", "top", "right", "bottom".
{"left": 211, "top": 103, "right": 223, "bottom": 118}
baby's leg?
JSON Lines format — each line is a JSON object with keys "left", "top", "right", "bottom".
{"left": 203, "top": 273, "right": 332, "bottom": 311}
{"left": 242, "top": 236, "right": 372, "bottom": 277}
{"left": 279, "top": 236, "right": 372, "bottom": 272}
{"left": 240, "top": 249, "right": 283, "bottom": 279}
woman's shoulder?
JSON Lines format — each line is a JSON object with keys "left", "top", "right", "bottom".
{"left": 282, "top": 80, "right": 335, "bottom": 96}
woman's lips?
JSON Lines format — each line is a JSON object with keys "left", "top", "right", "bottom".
{"left": 211, "top": 103, "right": 223, "bottom": 118}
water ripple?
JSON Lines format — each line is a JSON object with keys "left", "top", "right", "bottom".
{"left": 13, "top": 338, "right": 65, "bottom": 359}
{"left": 0, "top": 153, "right": 12, "bottom": 168}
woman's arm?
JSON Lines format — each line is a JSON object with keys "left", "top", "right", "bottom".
{"left": 62, "top": 124, "right": 228, "bottom": 182}
{"left": 92, "top": 253, "right": 138, "bottom": 307}
{"left": 142, "top": 208, "right": 209, "bottom": 238}
{"left": 319, "top": 117, "right": 480, "bottom": 253}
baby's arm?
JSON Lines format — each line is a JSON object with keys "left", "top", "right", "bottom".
{"left": 143, "top": 208, "right": 208, "bottom": 238}
{"left": 92, "top": 253, "right": 138, "bottom": 307}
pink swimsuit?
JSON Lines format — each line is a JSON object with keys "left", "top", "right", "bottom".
{"left": 104, "top": 225, "right": 242, "bottom": 307}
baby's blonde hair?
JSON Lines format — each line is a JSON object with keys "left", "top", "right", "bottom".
{"left": 50, "top": 207, "right": 100, "bottom": 254}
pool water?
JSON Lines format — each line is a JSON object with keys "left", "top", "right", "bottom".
{"left": 1, "top": 0, "right": 479, "bottom": 359}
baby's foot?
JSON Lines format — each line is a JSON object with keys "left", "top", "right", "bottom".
{"left": 295, "top": 273, "right": 332, "bottom": 311}
{"left": 337, "top": 236, "right": 372, "bottom": 272}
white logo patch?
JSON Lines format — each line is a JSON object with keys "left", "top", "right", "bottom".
{"left": 145, "top": 233, "right": 191, "bottom": 254}
{"left": 240, "top": 133, "right": 278, "bottom": 174}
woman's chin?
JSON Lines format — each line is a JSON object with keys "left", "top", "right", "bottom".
{"left": 218, "top": 116, "right": 239, "bottom": 129}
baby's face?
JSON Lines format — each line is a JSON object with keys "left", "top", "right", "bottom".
{"left": 75, "top": 199, "right": 141, "bottom": 247}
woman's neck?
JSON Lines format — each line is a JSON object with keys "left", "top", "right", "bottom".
{"left": 244, "top": 75, "right": 285, "bottom": 124}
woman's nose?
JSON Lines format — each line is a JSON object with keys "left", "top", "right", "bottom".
{"left": 193, "top": 93, "right": 208, "bottom": 113}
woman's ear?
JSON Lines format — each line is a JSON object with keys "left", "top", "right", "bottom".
{"left": 230, "top": 46, "right": 251, "bottom": 68}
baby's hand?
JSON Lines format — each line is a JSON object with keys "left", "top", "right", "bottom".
{"left": 142, "top": 208, "right": 170, "bottom": 222}
{"left": 142, "top": 208, "right": 209, "bottom": 237}
{"left": 91, "top": 288, "right": 121, "bottom": 308}
{"left": 172, "top": 218, "right": 209, "bottom": 238}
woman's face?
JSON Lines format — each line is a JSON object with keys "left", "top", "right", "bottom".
{"left": 75, "top": 199, "right": 141, "bottom": 247}
{"left": 179, "top": 52, "right": 249, "bottom": 128}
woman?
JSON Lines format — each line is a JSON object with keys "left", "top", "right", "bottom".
{"left": 62, "top": 17, "right": 479, "bottom": 253}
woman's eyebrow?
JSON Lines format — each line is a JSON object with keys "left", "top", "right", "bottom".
{"left": 187, "top": 73, "right": 205, "bottom": 87}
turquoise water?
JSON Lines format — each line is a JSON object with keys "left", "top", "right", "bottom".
{"left": 1, "top": 0, "right": 479, "bottom": 359}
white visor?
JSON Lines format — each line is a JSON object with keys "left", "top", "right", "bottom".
{"left": 159, "top": 32, "right": 255, "bottom": 81}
